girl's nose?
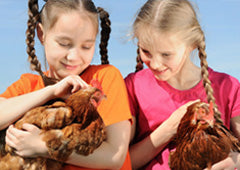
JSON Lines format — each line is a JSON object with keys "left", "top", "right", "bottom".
{"left": 67, "top": 48, "right": 81, "bottom": 61}
{"left": 150, "top": 56, "right": 162, "bottom": 70}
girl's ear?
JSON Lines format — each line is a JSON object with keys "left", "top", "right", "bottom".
{"left": 186, "top": 44, "right": 197, "bottom": 55}
{"left": 191, "top": 43, "right": 198, "bottom": 51}
{"left": 37, "top": 23, "right": 45, "bottom": 44}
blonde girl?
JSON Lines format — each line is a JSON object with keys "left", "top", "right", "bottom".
{"left": 125, "top": 0, "right": 240, "bottom": 169}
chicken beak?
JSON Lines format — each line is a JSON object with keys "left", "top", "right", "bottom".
{"left": 191, "top": 103, "right": 215, "bottom": 128}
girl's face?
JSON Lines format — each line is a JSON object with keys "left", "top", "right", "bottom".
{"left": 138, "top": 31, "right": 190, "bottom": 81}
{"left": 38, "top": 11, "right": 97, "bottom": 80}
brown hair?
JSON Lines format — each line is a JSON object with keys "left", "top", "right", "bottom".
{"left": 26, "top": 0, "right": 111, "bottom": 86}
{"left": 132, "top": 0, "right": 222, "bottom": 122}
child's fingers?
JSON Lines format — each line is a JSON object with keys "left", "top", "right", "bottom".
{"left": 7, "top": 125, "right": 24, "bottom": 134}
{"left": 6, "top": 130, "right": 17, "bottom": 143}
{"left": 70, "top": 76, "right": 89, "bottom": 93}
{"left": 185, "top": 99, "right": 200, "bottom": 107}
{"left": 76, "top": 76, "right": 89, "bottom": 88}
{"left": 5, "top": 135, "right": 17, "bottom": 150}
{"left": 70, "top": 77, "right": 82, "bottom": 93}
{"left": 53, "top": 75, "right": 90, "bottom": 97}
{"left": 171, "top": 99, "right": 201, "bottom": 120}
{"left": 6, "top": 125, "right": 17, "bottom": 136}
{"left": 74, "top": 76, "right": 89, "bottom": 89}
{"left": 7, "top": 124, "right": 29, "bottom": 138}
{"left": 6, "top": 125, "right": 18, "bottom": 149}
{"left": 22, "top": 123, "right": 40, "bottom": 133}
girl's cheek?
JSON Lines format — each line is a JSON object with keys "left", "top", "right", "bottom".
{"left": 142, "top": 60, "right": 150, "bottom": 68}
{"left": 141, "top": 56, "right": 149, "bottom": 64}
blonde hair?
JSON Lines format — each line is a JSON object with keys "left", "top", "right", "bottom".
{"left": 133, "top": 0, "right": 222, "bottom": 122}
{"left": 26, "top": 0, "right": 111, "bottom": 86}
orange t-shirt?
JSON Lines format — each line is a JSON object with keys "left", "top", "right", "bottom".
{"left": 0, "top": 64, "right": 132, "bottom": 170}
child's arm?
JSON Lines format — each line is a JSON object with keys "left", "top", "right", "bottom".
{"left": 204, "top": 152, "right": 240, "bottom": 170}
{"left": 65, "top": 120, "right": 131, "bottom": 169}
{"left": 129, "top": 100, "right": 200, "bottom": 169}
{"left": 129, "top": 116, "right": 173, "bottom": 170}
{"left": 0, "top": 97, "right": 5, "bottom": 101}
{"left": 6, "top": 120, "right": 131, "bottom": 169}
{"left": 0, "top": 75, "right": 88, "bottom": 130}
{"left": 0, "top": 86, "right": 55, "bottom": 130}
{"left": 6, "top": 124, "right": 47, "bottom": 157}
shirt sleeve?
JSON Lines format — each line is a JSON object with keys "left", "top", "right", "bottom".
{"left": 231, "top": 79, "right": 240, "bottom": 118}
{"left": 0, "top": 73, "right": 44, "bottom": 99}
{"left": 124, "top": 73, "right": 138, "bottom": 117}
{"left": 0, "top": 74, "right": 32, "bottom": 98}
{"left": 96, "top": 65, "right": 132, "bottom": 126}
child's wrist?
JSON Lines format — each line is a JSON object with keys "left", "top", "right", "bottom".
{"left": 150, "top": 122, "right": 176, "bottom": 147}
{"left": 44, "top": 85, "right": 57, "bottom": 100}
{"left": 161, "top": 119, "right": 178, "bottom": 136}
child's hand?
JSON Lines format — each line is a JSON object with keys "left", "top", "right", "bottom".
{"left": 164, "top": 99, "right": 200, "bottom": 134}
{"left": 5, "top": 124, "right": 47, "bottom": 158}
{"left": 51, "top": 75, "right": 89, "bottom": 99}
{"left": 203, "top": 152, "right": 240, "bottom": 170}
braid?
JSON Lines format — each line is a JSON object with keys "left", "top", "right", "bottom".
{"left": 26, "top": 0, "right": 42, "bottom": 75}
{"left": 198, "top": 35, "right": 222, "bottom": 123}
{"left": 97, "top": 7, "right": 111, "bottom": 65}
{"left": 135, "top": 47, "right": 144, "bottom": 72}
{"left": 26, "top": 0, "right": 57, "bottom": 86}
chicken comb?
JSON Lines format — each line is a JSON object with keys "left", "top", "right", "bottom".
{"left": 209, "top": 101, "right": 214, "bottom": 116}
{"left": 90, "top": 79, "right": 103, "bottom": 91}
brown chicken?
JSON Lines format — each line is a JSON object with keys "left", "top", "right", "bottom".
{"left": 169, "top": 101, "right": 240, "bottom": 170}
{"left": 0, "top": 79, "right": 106, "bottom": 170}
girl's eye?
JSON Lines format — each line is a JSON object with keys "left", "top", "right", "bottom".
{"left": 141, "top": 48, "right": 152, "bottom": 58}
{"left": 162, "top": 53, "right": 171, "bottom": 58}
{"left": 142, "top": 49, "right": 149, "bottom": 54}
{"left": 82, "top": 46, "right": 91, "bottom": 50}
{"left": 162, "top": 53, "right": 169, "bottom": 57}
{"left": 59, "top": 42, "right": 71, "bottom": 47}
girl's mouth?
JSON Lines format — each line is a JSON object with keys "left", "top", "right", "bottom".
{"left": 154, "top": 68, "right": 168, "bottom": 75}
{"left": 62, "top": 63, "right": 79, "bottom": 70}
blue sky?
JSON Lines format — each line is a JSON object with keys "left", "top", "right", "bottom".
{"left": 0, "top": 0, "right": 239, "bottom": 94}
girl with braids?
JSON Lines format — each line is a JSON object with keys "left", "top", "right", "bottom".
{"left": 124, "top": 0, "right": 240, "bottom": 169}
{"left": 0, "top": 0, "right": 132, "bottom": 169}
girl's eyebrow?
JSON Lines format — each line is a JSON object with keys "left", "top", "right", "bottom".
{"left": 160, "top": 50, "right": 173, "bottom": 54}
{"left": 139, "top": 45, "right": 174, "bottom": 54}
{"left": 84, "top": 39, "right": 96, "bottom": 43}
{"left": 138, "top": 44, "right": 147, "bottom": 49}
{"left": 56, "top": 36, "right": 96, "bottom": 42}
{"left": 55, "top": 36, "right": 71, "bottom": 41}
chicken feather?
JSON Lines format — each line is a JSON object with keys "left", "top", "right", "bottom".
{"left": 0, "top": 80, "right": 106, "bottom": 170}
{"left": 169, "top": 101, "right": 240, "bottom": 170}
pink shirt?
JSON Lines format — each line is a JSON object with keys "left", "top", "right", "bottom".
{"left": 125, "top": 68, "right": 240, "bottom": 170}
